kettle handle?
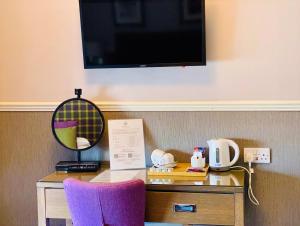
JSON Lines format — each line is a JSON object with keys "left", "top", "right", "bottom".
{"left": 225, "top": 139, "right": 240, "bottom": 166}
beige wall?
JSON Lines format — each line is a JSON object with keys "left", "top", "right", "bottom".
{"left": 1, "top": 111, "right": 300, "bottom": 226}
{"left": 1, "top": 0, "right": 300, "bottom": 102}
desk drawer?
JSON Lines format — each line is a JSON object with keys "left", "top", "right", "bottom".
{"left": 45, "top": 189, "right": 71, "bottom": 219}
{"left": 146, "top": 191, "right": 234, "bottom": 225}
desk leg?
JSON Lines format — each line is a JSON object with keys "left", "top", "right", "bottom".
{"left": 37, "top": 187, "right": 47, "bottom": 226}
{"left": 66, "top": 219, "right": 73, "bottom": 226}
{"left": 234, "top": 193, "right": 244, "bottom": 226}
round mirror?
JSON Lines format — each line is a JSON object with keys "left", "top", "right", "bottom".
{"left": 52, "top": 98, "right": 105, "bottom": 151}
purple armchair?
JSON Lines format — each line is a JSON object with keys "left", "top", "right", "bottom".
{"left": 63, "top": 178, "right": 145, "bottom": 226}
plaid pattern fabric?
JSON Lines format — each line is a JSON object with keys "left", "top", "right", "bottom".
{"left": 55, "top": 100, "right": 104, "bottom": 144}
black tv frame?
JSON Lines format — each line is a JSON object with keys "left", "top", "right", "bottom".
{"left": 78, "top": 0, "right": 206, "bottom": 69}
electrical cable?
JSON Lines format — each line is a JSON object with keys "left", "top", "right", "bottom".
{"left": 230, "top": 162, "right": 260, "bottom": 206}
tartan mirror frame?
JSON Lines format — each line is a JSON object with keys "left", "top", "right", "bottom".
{"left": 51, "top": 97, "right": 105, "bottom": 152}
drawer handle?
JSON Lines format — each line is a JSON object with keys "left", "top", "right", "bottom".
{"left": 173, "top": 204, "right": 197, "bottom": 212}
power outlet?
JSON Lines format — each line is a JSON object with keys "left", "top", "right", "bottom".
{"left": 244, "top": 148, "right": 271, "bottom": 163}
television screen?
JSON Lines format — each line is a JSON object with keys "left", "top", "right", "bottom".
{"left": 79, "top": 0, "right": 206, "bottom": 68}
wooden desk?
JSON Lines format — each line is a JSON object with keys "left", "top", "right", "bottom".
{"left": 37, "top": 168, "right": 244, "bottom": 226}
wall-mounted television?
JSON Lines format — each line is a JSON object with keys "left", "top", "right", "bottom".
{"left": 79, "top": 0, "right": 206, "bottom": 68}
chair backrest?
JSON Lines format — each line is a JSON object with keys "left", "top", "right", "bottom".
{"left": 64, "top": 178, "right": 145, "bottom": 226}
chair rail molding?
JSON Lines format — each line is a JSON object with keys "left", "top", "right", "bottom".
{"left": 1, "top": 101, "right": 300, "bottom": 112}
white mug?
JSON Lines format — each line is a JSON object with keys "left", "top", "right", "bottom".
{"left": 151, "top": 149, "right": 175, "bottom": 168}
{"left": 159, "top": 153, "right": 175, "bottom": 167}
{"left": 191, "top": 155, "right": 205, "bottom": 168}
{"left": 151, "top": 149, "right": 165, "bottom": 167}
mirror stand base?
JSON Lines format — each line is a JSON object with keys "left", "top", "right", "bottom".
{"left": 55, "top": 161, "right": 100, "bottom": 172}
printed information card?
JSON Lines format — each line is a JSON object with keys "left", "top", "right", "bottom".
{"left": 108, "top": 119, "right": 146, "bottom": 170}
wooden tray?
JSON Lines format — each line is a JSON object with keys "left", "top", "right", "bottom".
{"left": 147, "top": 163, "right": 209, "bottom": 177}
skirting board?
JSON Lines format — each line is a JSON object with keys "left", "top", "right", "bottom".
{"left": 0, "top": 101, "right": 300, "bottom": 112}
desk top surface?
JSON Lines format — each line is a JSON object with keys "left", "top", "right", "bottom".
{"left": 38, "top": 165, "right": 245, "bottom": 193}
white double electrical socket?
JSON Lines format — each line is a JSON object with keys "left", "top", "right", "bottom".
{"left": 244, "top": 148, "right": 271, "bottom": 163}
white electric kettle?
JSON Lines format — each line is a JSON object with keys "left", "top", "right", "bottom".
{"left": 207, "top": 139, "right": 240, "bottom": 171}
